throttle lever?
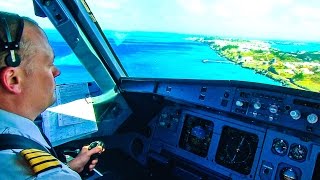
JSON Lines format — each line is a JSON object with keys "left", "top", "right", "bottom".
{"left": 80, "top": 141, "right": 105, "bottom": 178}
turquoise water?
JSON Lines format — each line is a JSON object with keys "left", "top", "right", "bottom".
{"left": 271, "top": 41, "right": 320, "bottom": 52}
{"left": 106, "top": 31, "right": 280, "bottom": 85}
{"left": 47, "top": 30, "right": 317, "bottom": 86}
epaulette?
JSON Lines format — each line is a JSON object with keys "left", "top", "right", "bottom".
{"left": 20, "top": 148, "right": 62, "bottom": 175}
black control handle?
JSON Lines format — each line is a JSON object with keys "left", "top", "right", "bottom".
{"left": 80, "top": 141, "right": 105, "bottom": 177}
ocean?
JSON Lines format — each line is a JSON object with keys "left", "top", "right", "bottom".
{"left": 270, "top": 41, "right": 320, "bottom": 53}
{"left": 45, "top": 30, "right": 318, "bottom": 87}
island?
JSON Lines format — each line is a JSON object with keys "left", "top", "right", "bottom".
{"left": 194, "top": 37, "right": 320, "bottom": 92}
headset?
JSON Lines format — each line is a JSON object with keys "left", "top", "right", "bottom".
{"left": 0, "top": 14, "right": 24, "bottom": 67}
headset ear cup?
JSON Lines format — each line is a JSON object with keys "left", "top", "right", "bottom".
{"left": 5, "top": 53, "right": 20, "bottom": 67}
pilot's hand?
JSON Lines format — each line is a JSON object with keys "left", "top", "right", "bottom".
{"left": 67, "top": 145, "right": 104, "bottom": 173}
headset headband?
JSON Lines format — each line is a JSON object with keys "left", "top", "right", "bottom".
{"left": 0, "top": 14, "right": 23, "bottom": 50}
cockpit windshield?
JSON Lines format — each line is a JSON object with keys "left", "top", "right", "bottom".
{"left": 86, "top": 0, "right": 320, "bottom": 92}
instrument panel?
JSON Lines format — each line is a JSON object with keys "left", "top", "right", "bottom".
{"left": 152, "top": 81, "right": 320, "bottom": 136}
{"left": 121, "top": 80, "right": 320, "bottom": 179}
{"left": 149, "top": 107, "right": 266, "bottom": 179}
{"left": 215, "top": 126, "right": 259, "bottom": 175}
{"left": 146, "top": 106, "right": 320, "bottom": 179}
{"left": 179, "top": 115, "right": 214, "bottom": 157}
{"left": 231, "top": 88, "right": 320, "bottom": 135}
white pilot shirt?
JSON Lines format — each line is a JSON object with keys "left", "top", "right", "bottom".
{"left": 0, "top": 109, "right": 81, "bottom": 180}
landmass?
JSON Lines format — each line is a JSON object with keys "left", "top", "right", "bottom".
{"left": 193, "top": 37, "right": 320, "bottom": 92}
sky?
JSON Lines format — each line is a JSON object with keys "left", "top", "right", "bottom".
{"left": 1, "top": 0, "right": 320, "bottom": 41}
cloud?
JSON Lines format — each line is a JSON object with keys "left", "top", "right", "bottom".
{"left": 3, "top": 0, "right": 319, "bottom": 40}
{"left": 292, "top": 6, "right": 320, "bottom": 21}
{"left": 210, "top": 0, "right": 273, "bottom": 20}
{"left": 277, "top": 0, "right": 293, "bottom": 5}
{"left": 1, "top": 1, "right": 22, "bottom": 9}
{"left": 86, "top": 1, "right": 121, "bottom": 10}
{"left": 176, "top": 0, "right": 207, "bottom": 16}
{"left": 0, "top": 0, "right": 54, "bottom": 29}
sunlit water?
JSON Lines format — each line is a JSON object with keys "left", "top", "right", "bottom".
{"left": 47, "top": 30, "right": 318, "bottom": 87}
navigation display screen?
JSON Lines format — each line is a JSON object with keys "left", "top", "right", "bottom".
{"left": 179, "top": 115, "right": 214, "bottom": 157}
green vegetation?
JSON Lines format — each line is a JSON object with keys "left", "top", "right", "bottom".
{"left": 221, "top": 45, "right": 239, "bottom": 51}
{"left": 199, "top": 38, "right": 320, "bottom": 92}
{"left": 292, "top": 72, "right": 304, "bottom": 81}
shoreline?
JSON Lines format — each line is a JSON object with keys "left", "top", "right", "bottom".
{"left": 197, "top": 38, "right": 320, "bottom": 92}
{"left": 207, "top": 45, "right": 290, "bottom": 87}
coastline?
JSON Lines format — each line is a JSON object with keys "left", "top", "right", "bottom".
{"left": 208, "top": 45, "right": 296, "bottom": 88}
{"left": 196, "top": 37, "right": 320, "bottom": 92}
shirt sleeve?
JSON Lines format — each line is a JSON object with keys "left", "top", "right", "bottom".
{"left": 36, "top": 163, "right": 81, "bottom": 180}
{"left": 0, "top": 149, "right": 81, "bottom": 180}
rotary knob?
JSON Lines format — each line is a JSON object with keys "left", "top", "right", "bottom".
{"left": 236, "top": 100, "right": 244, "bottom": 107}
{"left": 269, "top": 105, "right": 278, "bottom": 114}
{"left": 253, "top": 102, "right": 261, "bottom": 110}
{"left": 280, "top": 168, "right": 297, "bottom": 180}
{"left": 290, "top": 110, "right": 301, "bottom": 120}
{"left": 272, "top": 139, "right": 288, "bottom": 155}
{"left": 307, "top": 113, "right": 318, "bottom": 124}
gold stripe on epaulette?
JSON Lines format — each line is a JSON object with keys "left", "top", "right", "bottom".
{"left": 20, "top": 149, "right": 62, "bottom": 175}
{"left": 24, "top": 152, "right": 51, "bottom": 160}
{"left": 33, "top": 161, "right": 61, "bottom": 174}
{"left": 29, "top": 156, "right": 57, "bottom": 167}
{"left": 20, "top": 149, "right": 43, "bottom": 156}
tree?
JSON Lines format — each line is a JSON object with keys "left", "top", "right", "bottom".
{"left": 268, "top": 65, "right": 278, "bottom": 75}
{"left": 292, "top": 72, "right": 304, "bottom": 81}
{"left": 221, "top": 45, "right": 239, "bottom": 51}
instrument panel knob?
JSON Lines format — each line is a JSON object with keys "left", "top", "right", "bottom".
{"left": 269, "top": 105, "right": 278, "bottom": 114}
{"left": 236, "top": 100, "right": 244, "bottom": 107}
{"left": 253, "top": 102, "right": 261, "bottom": 110}
{"left": 307, "top": 113, "right": 318, "bottom": 124}
{"left": 290, "top": 110, "right": 301, "bottom": 120}
{"left": 280, "top": 168, "right": 298, "bottom": 180}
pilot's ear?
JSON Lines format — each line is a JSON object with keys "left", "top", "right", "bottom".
{"left": 0, "top": 67, "right": 22, "bottom": 94}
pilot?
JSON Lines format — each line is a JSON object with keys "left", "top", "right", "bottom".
{"left": 0, "top": 12, "right": 103, "bottom": 179}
